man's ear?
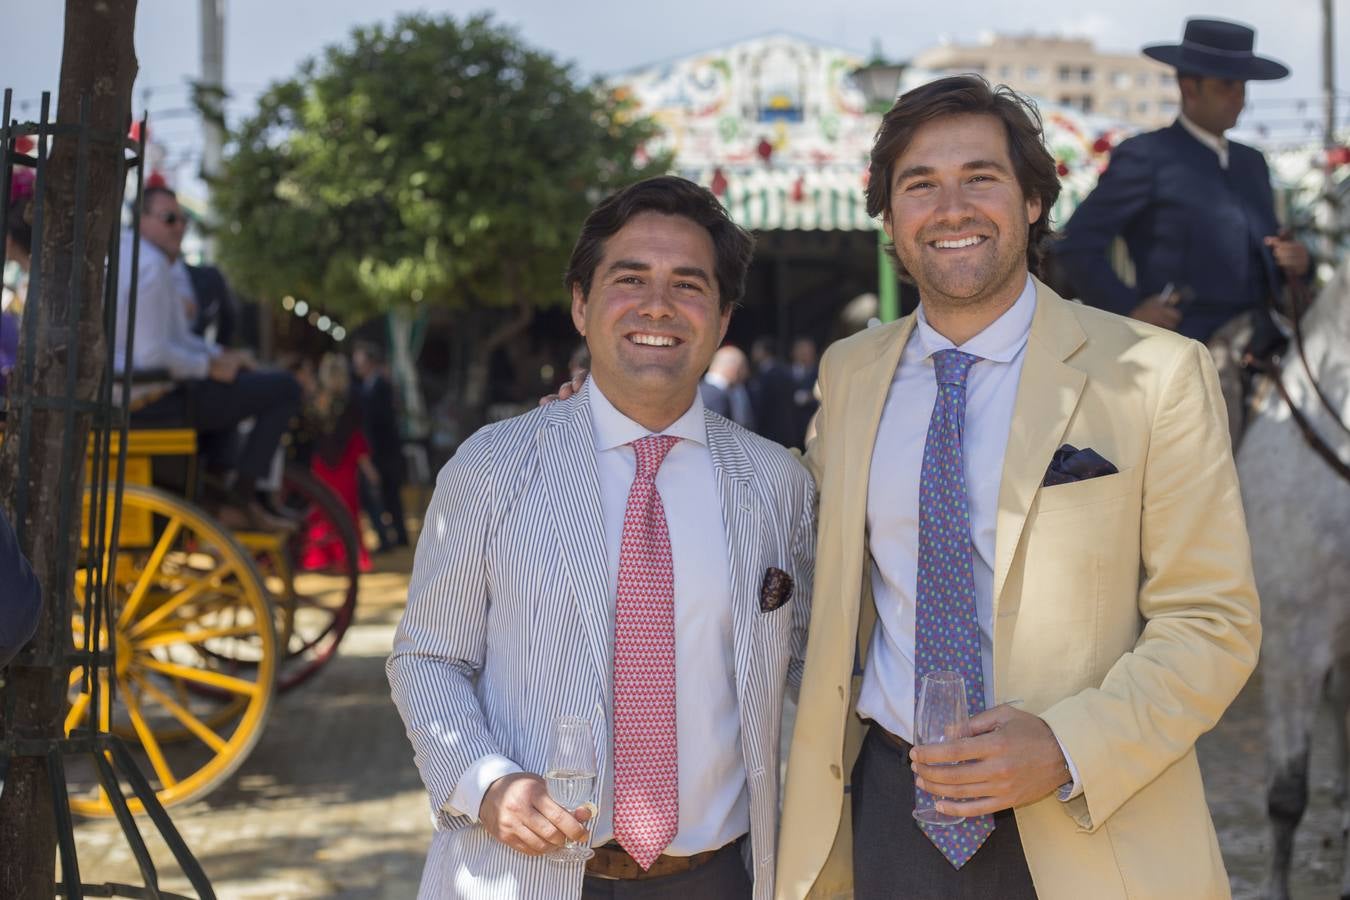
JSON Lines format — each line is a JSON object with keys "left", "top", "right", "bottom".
{"left": 570, "top": 282, "right": 587, "bottom": 336}
{"left": 1026, "top": 194, "right": 1043, "bottom": 227}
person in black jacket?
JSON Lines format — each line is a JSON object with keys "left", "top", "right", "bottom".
{"left": 1056, "top": 18, "right": 1310, "bottom": 445}
{"left": 188, "top": 263, "right": 239, "bottom": 348}
{"left": 353, "top": 341, "right": 408, "bottom": 550}
{"left": 1, "top": 506, "right": 41, "bottom": 668}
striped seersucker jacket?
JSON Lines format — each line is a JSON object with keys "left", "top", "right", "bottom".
{"left": 388, "top": 380, "right": 816, "bottom": 900}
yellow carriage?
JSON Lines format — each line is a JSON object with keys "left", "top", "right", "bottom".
{"left": 67, "top": 426, "right": 362, "bottom": 816}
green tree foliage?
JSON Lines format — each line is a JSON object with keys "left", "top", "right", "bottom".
{"left": 213, "top": 13, "right": 668, "bottom": 319}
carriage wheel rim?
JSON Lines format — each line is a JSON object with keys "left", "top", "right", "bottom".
{"left": 69, "top": 484, "right": 277, "bottom": 816}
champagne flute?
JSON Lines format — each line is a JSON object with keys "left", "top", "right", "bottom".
{"left": 912, "top": 670, "right": 969, "bottom": 827}
{"left": 545, "top": 715, "right": 597, "bottom": 862}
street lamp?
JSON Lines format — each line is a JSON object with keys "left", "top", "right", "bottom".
{"left": 850, "top": 59, "right": 908, "bottom": 322}
{"left": 850, "top": 61, "right": 907, "bottom": 115}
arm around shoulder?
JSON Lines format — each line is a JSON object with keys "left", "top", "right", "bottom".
{"left": 1040, "top": 338, "right": 1260, "bottom": 829}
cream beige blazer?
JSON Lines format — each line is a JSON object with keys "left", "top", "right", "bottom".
{"left": 776, "top": 279, "right": 1259, "bottom": 900}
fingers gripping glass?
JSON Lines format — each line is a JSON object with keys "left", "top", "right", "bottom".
{"left": 913, "top": 670, "right": 970, "bottom": 827}
{"left": 545, "top": 715, "right": 597, "bottom": 862}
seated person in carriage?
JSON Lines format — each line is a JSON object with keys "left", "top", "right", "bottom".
{"left": 113, "top": 185, "right": 300, "bottom": 533}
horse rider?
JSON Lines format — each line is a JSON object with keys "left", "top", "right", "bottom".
{"left": 1055, "top": 17, "right": 1312, "bottom": 447}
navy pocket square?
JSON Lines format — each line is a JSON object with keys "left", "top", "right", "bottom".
{"left": 760, "top": 567, "right": 794, "bottom": 612}
{"left": 1042, "top": 444, "right": 1119, "bottom": 487}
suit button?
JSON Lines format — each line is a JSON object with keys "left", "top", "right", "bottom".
{"left": 830, "top": 764, "right": 842, "bottom": 779}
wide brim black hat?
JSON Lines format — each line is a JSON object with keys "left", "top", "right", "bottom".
{"left": 1143, "top": 17, "right": 1289, "bottom": 81}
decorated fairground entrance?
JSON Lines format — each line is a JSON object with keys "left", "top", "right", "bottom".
{"left": 608, "top": 33, "right": 1133, "bottom": 347}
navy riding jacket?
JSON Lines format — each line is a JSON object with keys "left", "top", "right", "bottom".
{"left": 1057, "top": 121, "right": 1286, "bottom": 343}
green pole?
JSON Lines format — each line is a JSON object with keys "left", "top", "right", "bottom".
{"left": 878, "top": 227, "right": 899, "bottom": 322}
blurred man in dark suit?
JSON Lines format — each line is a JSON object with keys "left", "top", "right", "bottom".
{"left": 747, "top": 336, "right": 797, "bottom": 448}
{"left": 353, "top": 341, "right": 408, "bottom": 550}
{"left": 700, "top": 345, "right": 756, "bottom": 429}
{"left": 788, "top": 337, "right": 819, "bottom": 449}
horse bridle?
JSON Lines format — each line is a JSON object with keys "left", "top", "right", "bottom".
{"left": 1244, "top": 278, "right": 1350, "bottom": 483}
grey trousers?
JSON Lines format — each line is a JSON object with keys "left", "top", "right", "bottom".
{"left": 581, "top": 841, "right": 751, "bottom": 900}
{"left": 852, "top": 727, "right": 1039, "bottom": 900}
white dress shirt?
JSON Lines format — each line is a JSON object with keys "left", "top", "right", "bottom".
{"left": 113, "top": 231, "right": 218, "bottom": 379}
{"left": 448, "top": 380, "right": 749, "bottom": 854}
{"left": 1177, "top": 112, "right": 1230, "bottom": 169}
{"left": 858, "top": 276, "right": 1081, "bottom": 798}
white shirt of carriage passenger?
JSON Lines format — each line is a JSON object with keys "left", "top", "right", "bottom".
{"left": 113, "top": 230, "right": 218, "bottom": 380}
{"left": 446, "top": 380, "right": 750, "bottom": 856}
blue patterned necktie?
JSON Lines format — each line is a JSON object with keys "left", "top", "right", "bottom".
{"left": 913, "top": 348, "right": 994, "bottom": 868}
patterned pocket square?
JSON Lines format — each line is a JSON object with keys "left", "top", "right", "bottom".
{"left": 760, "top": 567, "right": 794, "bottom": 612}
{"left": 1042, "top": 444, "right": 1119, "bottom": 487}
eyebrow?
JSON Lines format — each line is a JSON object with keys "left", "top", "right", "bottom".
{"left": 603, "top": 259, "right": 712, "bottom": 283}
{"left": 893, "top": 159, "right": 1012, "bottom": 182}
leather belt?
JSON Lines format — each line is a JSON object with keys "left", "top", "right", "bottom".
{"left": 862, "top": 718, "right": 913, "bottom": 756}
{"left": 584, "top": 839, "right": 735, "bottom": 881}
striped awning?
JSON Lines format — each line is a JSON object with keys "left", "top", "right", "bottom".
{"left": 693, "top": 168, "right": 878, "bottom": 232}
{"left": 692, "top": 164, "right": 1109, "bottom": 233}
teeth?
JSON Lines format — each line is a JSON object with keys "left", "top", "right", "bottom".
{"left": 933, "top": 236, "right": 985, "bottom": 249}
{"left": 631, "top": 334, "right": 676, "bottom": 347}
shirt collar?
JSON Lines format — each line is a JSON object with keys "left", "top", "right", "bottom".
{"left": 913, "top": 275, "right": 1036, "bottom": 364}
{"left": 1177, "top": 113, "right": 1230, "bottom": 168}
{"left": 588, "top": 376, "right": 708, "bottom": 452}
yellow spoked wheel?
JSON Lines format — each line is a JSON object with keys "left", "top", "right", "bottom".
{"left": 67, "top": 484, "right": 277, "bottom": 816}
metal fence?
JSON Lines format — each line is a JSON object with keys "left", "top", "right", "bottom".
{"left": 0, "top": 87, "right": 213, "bottom": 900}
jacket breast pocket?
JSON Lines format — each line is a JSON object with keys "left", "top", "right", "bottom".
{"left": 1015, "top": 468, "right": 1139, "bottom": 638}
{"left": 1034, "top": 467, "right": 1136, "bottom": 514}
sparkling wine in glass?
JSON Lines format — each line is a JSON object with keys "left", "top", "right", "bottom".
{"left": 545, "top": 715, "right": 597, "bottom": 862}
{"left": 912, "top": 670, "right": 969, "bottom": 827}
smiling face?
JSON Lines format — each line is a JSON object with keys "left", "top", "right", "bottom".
{"left": 883, "top": 113, "right": 1041, "bottom": 314}
{"left": 572, "top": 210, "right": 730, "bottom": 430}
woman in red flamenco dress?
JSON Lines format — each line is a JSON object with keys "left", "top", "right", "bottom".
{"left": 300, "top": 354, "right": 376, "bottom": 573}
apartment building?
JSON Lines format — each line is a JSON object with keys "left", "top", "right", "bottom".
{"left": 912, "top": 34, "right": 1179, "bottom": 127}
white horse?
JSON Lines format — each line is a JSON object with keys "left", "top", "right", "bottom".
{"left": 1237, "top": 258, "right": 1350, "bottom": 900}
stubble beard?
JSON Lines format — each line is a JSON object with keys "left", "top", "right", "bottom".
{"left": 905, "top": 223, "right": 1029, "bottom": 316}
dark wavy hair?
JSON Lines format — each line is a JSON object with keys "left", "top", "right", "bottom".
{"left": 865, "top": 75, "right": 1061, "bottom": 281}
{"left": 564, "top": 175, "right": 754, "bottom": 312}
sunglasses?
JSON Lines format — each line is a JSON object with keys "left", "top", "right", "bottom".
{"left": 152, "top": 211, "right": 187, "bottom": 227}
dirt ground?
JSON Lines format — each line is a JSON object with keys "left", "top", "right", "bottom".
{"left": 69, "top": 546, "right": 1347, "bottom": 899}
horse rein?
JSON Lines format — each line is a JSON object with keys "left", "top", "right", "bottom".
{"left": 1244, "top": 277, "right": 1350, "bottom": 483}
{"left": 1244, "top": 353, "right": 1350, "bottom": 482}
{"left": 1286, "top": 277, "right": 1350, "bottom": 439}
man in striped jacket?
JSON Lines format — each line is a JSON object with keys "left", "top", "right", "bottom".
{"left": 389, "top": 176, "right": 816, "bottom": 900}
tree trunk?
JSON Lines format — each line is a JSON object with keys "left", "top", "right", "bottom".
{"left": 460, "top": 299, "right": 535, "bottom": 426}
{"left": 0, "top": 3, "right": 138, "bottom": 897}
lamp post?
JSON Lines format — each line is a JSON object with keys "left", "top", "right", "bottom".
{"left": 851, "top": 59, "right": 907, "bottom": 321}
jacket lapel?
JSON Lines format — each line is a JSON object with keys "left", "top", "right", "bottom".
{"left": 705, "top": 413, "right": 759, "bottom": 705}
{"left": 992, "top": 283, "right": 1087, "bottom": 613}
{"left": 843, "top": 318, "right": 914, "bottom": 666}
{"left": 537, "top": 383, "right": 613, "bottom": 696}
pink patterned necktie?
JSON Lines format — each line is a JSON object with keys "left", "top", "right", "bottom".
{"left": 612, "top": 434, "right": 680, "bottom": 870}
{"left": 913, "top": 349, "right": 994, "bottom": 868}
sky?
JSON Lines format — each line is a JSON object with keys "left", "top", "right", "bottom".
{"left": 3, "top": 0, "right": 1347, "bottom": 175}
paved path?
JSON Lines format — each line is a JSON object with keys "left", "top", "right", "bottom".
{"left": 73, "top": 546, "right": 1346, "bottom": 899}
